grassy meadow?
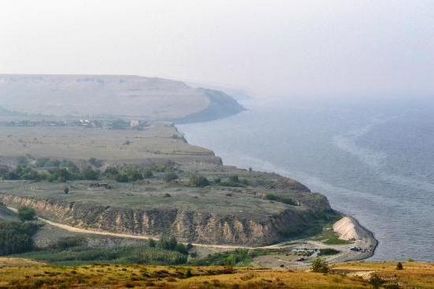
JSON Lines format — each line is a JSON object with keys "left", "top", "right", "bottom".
{"left": 0, "top": 258, "right": 432, "bottom": 289}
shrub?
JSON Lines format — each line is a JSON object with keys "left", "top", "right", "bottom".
{"left": 127, "top": 171, "right": 143, "bottom": 181}
{"left": 18, "top": 207, "right": 36, "bottom": 222}
{"left": 265, "top": 193, "right": 297, "bottom": 206}
{"left": 143, "top": 169, "right": 153, "bottom": 178}
{"left": 189, "top": 174, "right": 210, "bottom": 187}
{"left": 369, "top": 274, "right": 385, "bottom": 289}
{"left": 185, "top": 269, "right": 193, "bottom": 278}
{"left": 148, "top": 239, "right": 156, "bottom": 248}
{"left": 55, "top": 236, "right": 86, "bottom": 249}
{"left": 396, "top": 262, "right": 404, "bottom": 270}
{"left": 104, "top": 167, "right": 119, "bottom": 178}
{"left": 229, "top": 175, "right": 239, "bottom": 183}
{"left": 159, "top": 236, "right": 178, "bottom": 251}
{"left": 115, "top": 174, "right": 129, "bottom": 183}
{"left": 81, "top": 167, "right": 100, "bottom": 180}
{"left": 318, "top": 248, "right": 340, "bottom": 256}
{"left": 163, "top": 172, "right": 178, "bottom": 183}
{"left": 88, "top": 158, "right": 103, "bottom": 168}
{"left": 192, "top": 249, "right": 253, "bottom": 266}
{"left": 175, "top": 243, "right": 188, "bottom": 255}
{"left": 0, "top": 221, "right": 39, "bottom": 255}
{"left": 311, "top": 258, "right": 329, "bottom": 273}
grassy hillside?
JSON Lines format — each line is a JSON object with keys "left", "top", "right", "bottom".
{"left": 0, "top": 258, "right": 432, "bottom": 288}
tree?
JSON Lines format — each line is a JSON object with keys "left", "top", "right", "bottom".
{"left": 311, "top": 258, "right": 329, "bottom": 273}
{"left": 17, "top": 207, "right": 36, "bottom": 222}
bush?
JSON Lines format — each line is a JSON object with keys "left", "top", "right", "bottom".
{"left": 0, "top": 221, "right": 39, "bottom": 255}
{"left": 115, "top": 173, "right": 129, "bottom": 183}
{"left": 189, "top": 174, "right": 210, "bottom": 187}
{"left": 124, "top": 167, "right": 144, "bottom": 182}
{"left": 143, "top": 169, "right": 153, "bottom": 178}
{"left": 18, "top": 246, "right": 188, "bottom": 265}
{"left": 192, "top": 249, "right": 254, "bottom": 266}
{"left": 148, "top": 239, "right": 156, "bottom": 248}
{"left": 311, "top": 258, "right": 329, "bottom": 273}
{"left": 163, "top": 172, "right": 178, "bottom": 183}
{"left": 369, "top": 274, "right": 385, "bottom": 289}
{"left": 396, "top": 262, "right": 404, "bottom": 270}
{"left": 55, "top": 236, "right": 86, "bottom": 249}
{"left": 265, "top": 193, "right": 297, "bottom": 206}
{"left": 175, "top": 243, "right": 188, "bottom": 255}
{"left": 318, "top": 248, "right": 340, "bottom": 256}
{"left": 81, "top": 167, "right": 100, "bottom": 180}
{"left": 18, "top": 207, "right": 36, "bottom": 222}
{"left": 159, "top": 236, "right": 178, "bottom": 251}
{"left": 88, "top": 158, "right": 103, "bottom": 168}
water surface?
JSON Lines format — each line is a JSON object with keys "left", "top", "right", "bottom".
{"left": 179, "top": 97, "right": 434, "bottom": 261}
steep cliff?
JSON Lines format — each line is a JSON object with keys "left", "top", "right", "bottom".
{"left": 0, "top": 191, "right": 333, "bottom": 246}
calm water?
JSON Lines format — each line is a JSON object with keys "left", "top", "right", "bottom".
{"left": 179, "top": 97, "right": 434, "bottom": 261}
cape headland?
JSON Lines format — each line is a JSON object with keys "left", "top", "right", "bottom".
{"left": 0, "top": 74, "right": 377, "bottom": 267}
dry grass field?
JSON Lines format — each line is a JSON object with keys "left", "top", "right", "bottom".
{"left": 0, "top": 124, "right": 215, "bottom": 163}
{"left": 0, "top": 258, "right": 432, "bottom": 289}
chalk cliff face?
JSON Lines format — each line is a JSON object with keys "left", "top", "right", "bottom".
{"left": 0, "top": 193, "right": 332, "bottom": 246}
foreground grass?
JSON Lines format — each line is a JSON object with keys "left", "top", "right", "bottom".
{"left": 0, "top": 259, "right": 433, "bottom": 289}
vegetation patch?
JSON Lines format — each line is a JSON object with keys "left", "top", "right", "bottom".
{"left": 265, "top": 193, "right": 298, "bottom": 206}
{"left": 0, "top": 221, "right": 39, "bottom": 255}
{"left": 191, "top": 249, "right": 255, "bottom": 266}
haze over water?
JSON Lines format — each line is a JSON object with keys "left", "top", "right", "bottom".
{"left": 180, "top": 97, "right": 434, "bottom": 261}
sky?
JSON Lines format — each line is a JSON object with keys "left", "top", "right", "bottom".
{"left": 1, "top": 0, "right": 434, "bottom": 99}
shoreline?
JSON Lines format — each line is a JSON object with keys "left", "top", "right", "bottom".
{"left": 329, "top": 215, "right": 378, "bottom": 262}
{"left": 176, "top": 118, "right": 378, "bottom": 262}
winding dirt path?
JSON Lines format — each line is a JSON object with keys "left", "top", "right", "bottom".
{"left": 7, "top": 206, "right": 376, "bottom": 260}
{"left": 7, "top": 206, "right": 261, "bottom": 250}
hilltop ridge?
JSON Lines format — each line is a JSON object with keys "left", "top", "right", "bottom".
{"left": 0, "top": 74, "right": 244, "bottom": 122}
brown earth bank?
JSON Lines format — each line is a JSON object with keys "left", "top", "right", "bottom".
{"left": 0, "top": 187, "right": 334, "bottom": 247}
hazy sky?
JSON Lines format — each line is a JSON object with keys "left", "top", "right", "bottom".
{"left": 1, "top": 0, "right": 434, "bottom": 98}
